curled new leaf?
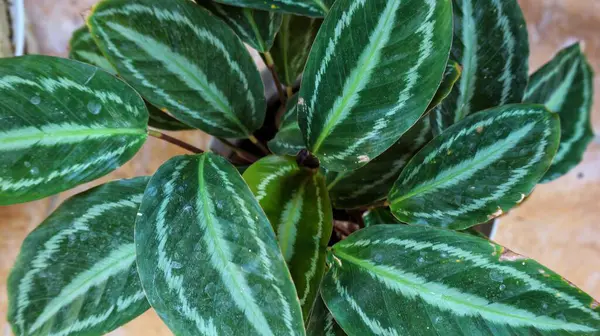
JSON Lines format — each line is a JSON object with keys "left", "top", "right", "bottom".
{"left": 8, "top": 178, "right": 150, "bottom": 336}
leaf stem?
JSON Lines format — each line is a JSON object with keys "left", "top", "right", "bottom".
{"left": 217, "top": 137, "right": 260, "bottom": 163}
{"left": 248, "top": 135, "right": 270, "bottom": 155}
{"left": 286, "top": 86, "right": 294, "bottom": 98}
{"left": 263, "top": 51, "right": 286, "bottom": 105}
{"left": 148, "top": 129, "right": 204, "bottom": 154}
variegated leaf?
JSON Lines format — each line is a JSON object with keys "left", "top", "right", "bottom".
{"left": 7, "top": 177, "right": 150, "bottom": 336}
{"left": 306, "top": 295, "right": 347, "bottom": 336}
{"left": 270, "top": 15, "right": 322, "bottom": 87}
{"left": 432, "top": 0, "right": 530, "bottom": 134}
{"left": 212, "top": 0, "right": 334, "bottom": 17}
{"left": 327, "top": 116, "right": 432, "bottom": 209}
{"left": 69, "top": 25, "right": 192, "bottom": 131}
{"left": 389, "top": 105, "right": 560, "bottom": 230}
{"left": 525, "top": 43, "right": 595, "bottom": 183}
{"left": 323, "top": 224, "right": 600, "bottom": 335}
{"left": 197, "top": 1, "right": 282, "bottom": 53}
{"left": 362, "top": 208, "right": 399, "bottom": 227}
{"left": 89, "top": 0, "right": 266, "bottom": 138}
{"left": 243, "top": 155, "right": 333, "bottom": 320}
{"left": 298, "top": 0, "right": 453, "bottom": 172}
{"left": 135, "top": 153, "right": 305, "bottom": 335}
{"left": 0, "top": 55, "right": 148, "bottom": 205}
{"left": 268, "top": 95, "right": 305, "bottom": 156}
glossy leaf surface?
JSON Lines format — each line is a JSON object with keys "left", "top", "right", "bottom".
{"left": 135, "top": 153, "right": 305, "bottom": 335}
{"left": 306, "top": 295, "right": 346, "bottom": 336}
{"left": 0, "top": 55, "right": 148, "bottom": 205}
{"left": 69, "top": 26, "right": 117, "bottom": 74}
{"left": 8, "top": 178, "right": 150, "bottom": 336}
{"left": 268, "top": 95, "right": 305, "bottom": 156}
{"left": 243, "top": 155, "right": 333, "bottom": 319}
{"left": 362, "top": 208, "right": 400, "bottom": 227}
{"left": 89, "top": 0, "right": 266, "bottom": 138}
{"left": 298, "top": 0, "right": 453, "bottom": 171}
{"left": 212, "top": 0, "right": 334, "bottom": 17}
{"left": 322, "top": 225, "right": 600, "bottom": 335}
{"left": 389, "top": 105, "right": 560, "bottom": 230}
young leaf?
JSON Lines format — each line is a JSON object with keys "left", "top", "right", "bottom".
{"left": 197, "top": 1, "right": 282, "bottom": 53}
{"left": 322, "top": 225, "right": 600, "bottom": 335}
{"left": 211, "top": 0, "right": 334, "bottom": 18}
{"left": 268, "top": 95, "right": 305, "bottom": 155}
{"left": 524, "top": 43, "right": 595, "bottom": 183}
{"left": 327, "top": 116, "right": 432, "bottom": 209}
{"left": 89, "top": 0, "right": 266, "bottom": 138}
{"left": 0, "top": 55, "right": 148, "bottom": 205}
{"left": 362, "top": 208, "right": 399, "bottom": 227}
{"left": 426, "top": 59, "right": 462, "bottom": 113}
{"left": 135, "top": 153, "right": 305, "bottom": 335}
{"left": 306, "top": 295, "right": 347, "bottom": 336}
{"left": 298, "top": 0, "right": 453, "bottom": 172}
{"left": 432, "top": 0, "right": 530, "bottom": 133}
{"left": 270, "top": 15, "right": 322, "bottom": 87}
{"left": 243, "top": 155, "right": 333, "bottom": 320}
{"left": 7, "top": 177, "right": 150, "bottom": 336}
{"left": 389, "top": 105, "right": 560, "bottom": 230}
{"left": 69, "top": 26, "right": 117, "bottom": 74}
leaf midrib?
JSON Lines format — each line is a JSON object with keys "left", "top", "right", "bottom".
{"left": 0, "top": 127, "right": 146, "bottom": 147}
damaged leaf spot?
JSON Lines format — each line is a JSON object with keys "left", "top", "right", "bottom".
{"left": 591, "top": 301, "right": 599, "bottom": 309}
{"left": 517, "top": 193, "right": 526, "bottom": 204}
{"left": 358, "top": 155, "right": 370, "bottom": 163}
{"left": 476, "top": 126, "right": 484, "bottom": 133}
{"left": 499, "top": 249, "right": 527, "bottom": 262}
{"left": 488, "top": 207, "right": 504, "bottom": 220}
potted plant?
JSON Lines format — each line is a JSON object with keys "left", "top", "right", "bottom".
{"left": 3, "top": 0, "right": 597, "bottom": 335}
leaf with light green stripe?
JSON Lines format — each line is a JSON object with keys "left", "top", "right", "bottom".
{"left": 427, "top": 59, "right": 462, "bottom": 113}
{"left": 298, "top": 0, "right": 452, "bottom": 172}
{"left": 270, "top": 15, "right": 322, "bottom": 87}
{"left": 389, "top": 104, "right": 560, "bottom": 230}
{"left": 89, "top": 0, "right": 266, "bottom": 138}
{"left": 135, "top": 153, "right": 305, "bottom": 335}
{"left": 362, "top": 208, "right": 400, "bottom": 227}
{"left": 306, "top": 295, "right": 347, "bottom": 336}
{"left": 323, "top": 224, "right": 600, "bottom": 335}
{"left": 69, "top": 25, "right": 193, "bottom": 132}
{"left": 432, "top": 0, "right": 530, "bottom": 134}
{"left": 525, "top": 43, "right": 595, "bottom": 183}
{"left": 243, "top": 155, "right": 333, "bottom": 320}
{"left": 327, "top": 116, "right": 432, "bottom": 209}
{"left": 7, "top": 177, "right": 150, "bottom": 336}
{"left": 269, "top": 95, "right": 305, "bottom": 156}
{"left": 0, "top": 55, "right": 148, "bottom": 205}
{"left": 197, "top": 1, "right": 282, "bottom": 53}
{"left": 212, "top": 0, "right": 334, "bottom": 17}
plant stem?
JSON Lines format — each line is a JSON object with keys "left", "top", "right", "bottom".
{"left": 248, "top": 135, "right": 271, "bottom": 155}
{"left": 148, "top": 129, "right": 204, "bottom": 154}
{"left": 217, "top": 137, "right": 259, "bottom": 162}
{"left": 263, "top": 51, "right": 286, "bottom": 105}
{"left": 286, "top": 86, "right": 294, "bottom": 98}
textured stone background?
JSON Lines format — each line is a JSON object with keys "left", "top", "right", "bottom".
{"left": 1, "top": 0, "right": 599, "bottom": 334}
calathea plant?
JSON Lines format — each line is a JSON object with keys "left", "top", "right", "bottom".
{"left": 3, "top": 0, "right": 598, "bottom": 335}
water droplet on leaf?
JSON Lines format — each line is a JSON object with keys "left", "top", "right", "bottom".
{"left": 87, "top": 101, "right": 102, "bottom": 115}
{"left": 30, "top": 95, "right": 41, "bottom": 105}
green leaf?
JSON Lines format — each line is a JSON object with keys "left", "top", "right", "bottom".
{"left": 0, "top": 55, "right": 148, "bottom": 205}
{"left": 432, "top": 0, "right": 530, "bottom": 133}
{"left": 298, "top": 0, "right": 453, "bottom": 172}
{"left": 322, "top": 224, "right": 600, "bottom": 335}
{"left": 306, "top": 295, "right": 347, "bottom": 336}
{"left": 389, "top": 104, "right": 560, "bottom": 230}
{"left": 427, "top": 59, "right": 461, "bottom": 113}
{"left": 270, "top": 15, "right": 322, "bottom": 86}
{"left": 243, "top": 155, "right": 333, "bottom": 320}
{"left": 135, "top": 153, "right": 305, "bottom": 335}
{"left": 362, "top": 208, "right": 399, "bottom": 227}
{"left": 212, "top": 0, "right": 334, "bottom": 17}
{"left": 7, "top": 177, "right": 150, "bottom": 336}
{"left": 197, "top": 1, "right": 282, "bottom": 53}
{"left": 268, "top": 95, "right": 306, "bottom": 155}
{"left": 69, "top": 26, "right": 117, "bottom": 75}
{"left": 524, "top": 43, "right": 595, "bottom": 183}
{"left": 327, "top": 116, "right": 433, "bottom": 209}
{"left": 89, "top": 0, "right": 266, "bottom": 138}
{"left": 145, "top": 102, "right": 194, "bottom": 131}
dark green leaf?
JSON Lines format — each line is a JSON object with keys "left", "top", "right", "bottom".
{"left": 7, "top": 177, "right": 150, "bottom": 336}
{"left": 327, "top": 116, "right": 432, "bottom": 209}
{"left": 268, "top": 95, "right": 306, "bottom": 155}
{"left": 306, "top": 295, "right": 347, "bottom": 336}
{"left": 389, "top": 104, "right": 560, "bottom": 230}
{"left": 362, "top": 208, "right": 399, "bottom": 227}
{"left": 427, "top": 59, "right": 461, "bottom": 115}
{"left": 323, "top": 225, "right": 600, "bottom": 335}
{"left": 298, "top": 0, "right": 453, "bottom": 171}
{"left": 89, "top": 0, "right": 266, "bottom": 138}
{"left": 270, "top": 15, "right": 322, "bottom": 86}
{"left": 243, "top": 155, "right": 333, "bottom": 320}
{"left": 525, "top": 43, "right": 595, "bottom": 183}
{"left": 145, "top": 102, "right": 194, "bottom": 131}
{"left": 135, "top": 153, "right": 305, "bottom": 335}
{"left": 212, "top": 0, "right": 334, "bottom": 17}
{"left": 432, "top": 0, "right": 530, "bottom": 133}
{"left": 0, "top": 55, "right": 148, "bottom": 205}
{"left": 69, "top": 26, "right": 117, "bottom": 74}
{"left": 197, "top": 1, "right": 282, "bottom": 52}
